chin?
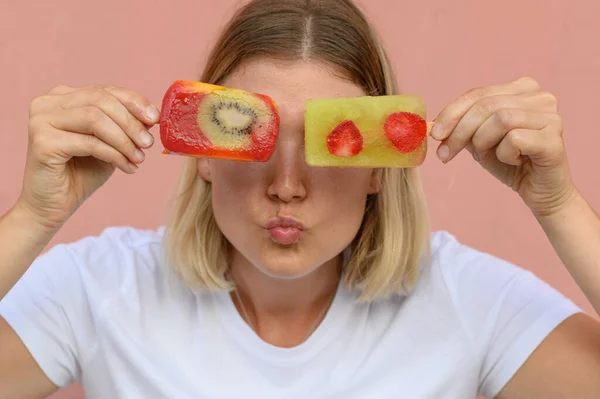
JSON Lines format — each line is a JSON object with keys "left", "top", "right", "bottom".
{"left": 253, "top": 244, "right": 320, "bottom": 279}
{"left": 225, "top": 228, "right": 344, "bottom": 279}
{"left": 242, "top": 232, "right": 343, "bottom": 279}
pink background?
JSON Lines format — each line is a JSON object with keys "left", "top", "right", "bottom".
{"left": 1, "top": 0, "right": 599, "bottom": 397}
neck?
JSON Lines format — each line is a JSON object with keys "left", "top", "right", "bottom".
{"left": 228, "top": 250, "right": 342, "bottom": 347}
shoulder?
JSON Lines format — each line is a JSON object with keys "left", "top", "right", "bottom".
{"left": 0, "top": 226, "right": 177, "bottom": 388}
{"left": 364, "top": 232, "right": 581, "bottom": 398}
{"left": 63, "top": 225, "right": 165, "bottom": 256}
{"left": 368, "top": 230, "right": 530, "bottom": 325}
{"left": 411, "top": 231, "right": 579, "bottom": 339}
{"left": 426, "top": 230, "right": 530, "bottom": 290}
{"left": 55, "top": 225, "right": 165, "bottom": 270}
{"left": 38, "top": 225, "right": 171, "bottom": 303}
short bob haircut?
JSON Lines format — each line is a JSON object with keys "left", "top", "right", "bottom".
{"left": 164, "top": 0, "right": 431, "bottom": 301}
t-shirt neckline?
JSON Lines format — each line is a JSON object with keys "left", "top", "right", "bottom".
{"left": 212, "top": 255, "right": 356, "bottom": 366}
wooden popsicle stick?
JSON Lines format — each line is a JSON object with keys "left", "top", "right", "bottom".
{"left": 426, "top": 121, "right": 435, "bottom": 136}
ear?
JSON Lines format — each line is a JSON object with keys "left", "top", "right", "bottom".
{"left": 197, "top": 158, "right": 212, "bottom": 182}
{"left": 367, "top": 168, "right": 382, "bottom": 194}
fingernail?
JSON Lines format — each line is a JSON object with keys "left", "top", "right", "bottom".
{"left": 146, "top": 106, "right": 160, "bottom": 122}
{"left": 128, "top": 162, "right": 139, "bottom": 173}
{"left": 472, "top": 151, "right": 480, "bottom": 162}
{"left": 431, "top": 124, "right": 444, "bottom": 140}
{"left": 134, "top": 149, "right": 145, "bottom": 162}
{"left": 437, "top": 144, "right": 449, "bottom": 162}
{"left": 139, "top": 130, "right": 154, "bottom": 147}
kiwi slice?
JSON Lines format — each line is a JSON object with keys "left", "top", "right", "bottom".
{"left": 197, "top": 89, "right": 274, "bottom": 150}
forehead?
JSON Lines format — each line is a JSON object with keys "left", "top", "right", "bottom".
{"left": 220, "top": 58, "right": 366, "bottom": 110}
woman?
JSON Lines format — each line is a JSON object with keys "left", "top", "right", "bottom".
{"left": 1, "top": 0, "right": 599, "bottom": 398}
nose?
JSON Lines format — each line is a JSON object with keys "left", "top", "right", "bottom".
{"left": 266, "top": 133, "right": 309, "bottom": 203}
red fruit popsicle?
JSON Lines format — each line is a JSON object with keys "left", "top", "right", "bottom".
{"left": 160, "top": 80, "right": 280, "bottom": 162}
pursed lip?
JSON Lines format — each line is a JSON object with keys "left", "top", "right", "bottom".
{"left": 265, "top": 216, "right": 305, "bottom": 231}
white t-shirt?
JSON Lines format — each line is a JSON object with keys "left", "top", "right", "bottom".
{"left": 0, "top": 227, "right": 580, "bottom": 399}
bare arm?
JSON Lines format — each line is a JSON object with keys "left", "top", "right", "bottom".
{"left": 0, "top": 84, "right": 158, "bottom": 398}
{"left": 0, "top": 204, "right": 56, "bottom": 300}
{"left": 495, "top": 312, "right": 600, "bottom": 398}
{"left": 0, "top": 317, "right": 59, "bottom": 398}
{"left": 0, "top": 201, "right": 64, "bottom": 397}
{"left": 536, "top": 190, "right": 600, "bottom": 314}
{"left": 0, "top": 201, "right": 63, "bottom": 396}
{"left": 494, "top": 191, "right": 600, "bottom": 398}
{"left": 0, "top": 205, "right": 67, "bottom": 397}
{"left": 430, "top": 77, "right": 600, "bottom": 397}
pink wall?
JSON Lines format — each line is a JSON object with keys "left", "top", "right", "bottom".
{"left": 1, "top": 0, "right": 598, "bottom": 397}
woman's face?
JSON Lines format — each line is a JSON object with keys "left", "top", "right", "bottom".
{"left": 198, "top": 59, "right": 379, "bottom": 278}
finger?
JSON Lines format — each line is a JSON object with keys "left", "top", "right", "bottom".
{"left": 31, "top": 86, "right": 159, "bottom": 148}
{"left": 29, "top": 94, "right": 61, "bottom": 117}
{"left": 495, "top": 128, "right": 564, "bottom": 166}
{"left": 442, "top": 90, "right": 560, "bottom": 162}
{"left": 29, "top": 85, "right": 80, "bottom": 116}
{"left": 33, "top": 126, "right": 137, "bottom": 174}
{"left": 104, "top": 85, "right": 161, "bottom": 126}
{"left": 47, "top": 106, "right": 145, "bottom": 164}
{"left": 438, "top": 94, "right": 550, "bottom": 163}
{"left": 58, "top": 88, "right": 156, "bottom": 149}
{"left": 430, "top": 77, "right": 541, "bottom": 142}
{"left": 48, "top": 85, "right": 78, "bottom": 95}
{"left": 455, "top": 91, "right": 558, "bottom": 142}
{"left": 471, "top": 109, "right": 558, "bottom": 159}
{"left": 50, "top": 84, "right": 160, "bottom": 125}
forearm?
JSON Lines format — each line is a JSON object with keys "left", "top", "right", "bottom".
{"left": 0, "top": 204, "right": 56, "bottom": 300}
{"left": 537, "top": 189, "right": 600, "bottom": 314}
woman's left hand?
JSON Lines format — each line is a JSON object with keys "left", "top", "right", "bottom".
{"left": 431, "top": 76, "right": 577, "bottom": 217}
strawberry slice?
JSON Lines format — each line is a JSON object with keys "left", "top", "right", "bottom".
{"left": 326, "top": 120, "right": 364, "bottom": 157}
{"left": 384, "top": 112, "right": 427, "bottom": 153}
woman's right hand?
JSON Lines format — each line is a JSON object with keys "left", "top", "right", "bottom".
{"left": 16, "top": 84, "right": 160, "bottom": 231}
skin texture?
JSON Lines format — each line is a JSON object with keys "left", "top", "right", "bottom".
{"left": 431, "top": 77, "right": 575, "bottom": 217}
{"left": 429, "top": 75, "right": 600, "bottom": 397}
{"left": 1, "top": 59, "right": 600, "bottom": 397}
{"left": 0, "top": 83, "right": 161, "bottom": 398}
{"left": 197, "top": 60, "right": 379, "bottom": 346}
{"left": 201, "top": 61, "right": 377, "bottom": 277}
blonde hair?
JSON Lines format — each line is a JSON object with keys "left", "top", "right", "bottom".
{"left": 164, "top": 0, "right": 430, "bottom": 301}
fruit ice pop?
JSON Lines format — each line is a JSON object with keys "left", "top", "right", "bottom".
{"left": 304, "top": 95, "right": 430, "bottom": 167}
{"left": 160, "top": 80, "right": 280, "bottom": 162}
